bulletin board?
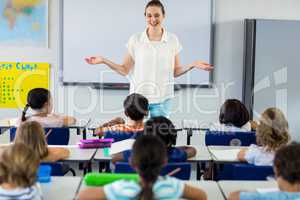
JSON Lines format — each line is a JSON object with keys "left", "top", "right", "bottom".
{"left": 0, "top": 62, "right": 50, "bottom": 108}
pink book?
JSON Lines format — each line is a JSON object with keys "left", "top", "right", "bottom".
{"left": 78, "top": 142, "right": 112, "bottom": 149}
{"left": 80, "top": 138, "right": 114, "bottom": 144}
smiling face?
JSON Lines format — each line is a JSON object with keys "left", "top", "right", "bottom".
{"left": 145, "top": 6, "right": 165, "bottom": 29}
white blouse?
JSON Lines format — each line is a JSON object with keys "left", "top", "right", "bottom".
{"left": 126, "top": 28, "right": 182, "bottom": 104}
{"left": 245, "top": 144, "right": 275, "bottom": 166}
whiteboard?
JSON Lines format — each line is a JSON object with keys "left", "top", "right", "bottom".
{"left": 61, "top": 0, "right": 213, "bottom": 86}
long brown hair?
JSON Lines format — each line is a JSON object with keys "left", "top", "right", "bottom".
{"left": 0, "top": 143, "right": 40, "bottom": 187}
{"left": 131, "top": 135, "right": 167, "bottom": 200}
{"left": 14, "top": 121, "right": 49, "bottom": 159}
{"left": 256, "top": 108, "right": 290, "bottom": 151}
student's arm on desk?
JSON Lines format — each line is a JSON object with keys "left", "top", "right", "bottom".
{"left": 182, "top": 184, "right": 207, "bottom": 200}
{"left": 237, "top": 148, "right": 248, "bottom": 162}
{"left": 228, "top": 191, "right": 241, "bottom": 200}
{"left": 76, "top": 187, "right": 106, "bottom": 200}
{"left": 95, "top": 117, "right": 125, "bottom": 137}
{"left": 43, "top": 147, "right": 70, "bottom": 162}
{"left": 62, "top": 116, "right": 77, "bottom": 126}
{"left": 111, "top": 152, "right": 124, "bottom": 164}
{"left": 51, "top": 113, "right": 77, "bottom": 126}
{"left": 177, "top": 146, "right": 197, "bottom": 158}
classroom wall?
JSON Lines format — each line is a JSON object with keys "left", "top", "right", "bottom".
{"left": 1, "top": 0, "right": 300, "bottom": 139}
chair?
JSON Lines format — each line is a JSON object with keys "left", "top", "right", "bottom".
{"left": 215, "top": 163, "right": 274, "bottom": 180}
{"left": 114, "top": 162, "right": 191, "bottom": 180}
{"left": 205, "top": 130, "right": 256, "bottom": 146}
{"left": 10, "top": 127, "right": 70, "bottom": 145}
{"left": 104, "top": 130, "right": 143, "bottom": 143}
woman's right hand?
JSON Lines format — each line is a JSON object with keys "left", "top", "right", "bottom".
{"left": 85, "top": 56, "right": 105, "bottom": 65}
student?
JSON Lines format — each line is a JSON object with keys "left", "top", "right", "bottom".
{"left": 77, "top": 135, "right": 207, "bottom": 200}
{"left": 229, "top": 142, "right": 300, "bottom": 200}
{"left": 18, "top": 88, "right": 76, "bottom": 127}
{"left": 237, "top": 108, "right": 290, "bottom": 166}
{"left": 211, "top": 99, "right": 252, "bottom": 131}
{"left": 95, "top": 93, "right": 148, "bottom": 139}
{"left": 0, "top": 143, "right": 42, "bottom": 200}
{"left": 14, "top": 121, "right": 70, "bottom": 162}
{"left": 112, "top": 116, "right": 196, "bottom": 163}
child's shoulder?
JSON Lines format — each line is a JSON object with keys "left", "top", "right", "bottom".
{"left": 103, "top": 179, "right": 140, "bottom": 199}
{"left": 0, "top": 184, "right": 42, "bottom": 200}
{"left": 240, "top": 191, "right": 300, "bottom": 200}
{"left": 153, "top": 176, "right": 185, "bottom": 199}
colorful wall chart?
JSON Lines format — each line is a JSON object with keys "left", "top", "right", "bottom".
{"left": 0, "top": 62, "right": 50, "bottom": 108}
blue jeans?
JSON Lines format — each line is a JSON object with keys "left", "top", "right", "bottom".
{"left": 148, "top": 99, "right": 172, "bottom": 118}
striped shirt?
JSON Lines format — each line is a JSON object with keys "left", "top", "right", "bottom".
{"left": 96, "top": 123, "right": 144, "bottom": 134}
{"left": 103, "top": 176, "right": 184, "bottom": 200}
{"left": 240, "top": 191, "right": 300, "bottom": 200}
{"left": 0, "top": 184, "right": 42, "bottom": 200}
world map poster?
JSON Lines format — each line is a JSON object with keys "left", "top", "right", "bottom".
{"left": 0, "top": 0, "right": 48, "bottom": 47}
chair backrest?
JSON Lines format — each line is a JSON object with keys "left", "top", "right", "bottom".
{"left": 205, "top": 130, "right": 256, "bottom": 146}
{"left": 114, "top": 162, "right": 191, "bottom": 180}
{"left": 104, "top": 130, "right": 143, "bottom": 143}
{"left": 40, "top": 162, "right": 65, "bottom": 176}
{"left": 215, "top": 163, "right": 274, "bottom": 180}
{"left": 10, "top": 127, "right": 70, "bottom": 145}
{"left": 232, "top": 163, "right": 274, "bottom": 180}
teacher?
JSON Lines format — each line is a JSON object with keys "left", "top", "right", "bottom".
{"left": 85, "top": 0, "right": 213, "bottom": 117}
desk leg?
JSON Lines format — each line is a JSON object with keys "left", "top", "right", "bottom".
{"left": 187, "top": 129, "right": 193, "bottom": 145}
{"left": 80, "top": 162, "right": 92, "bottom": 175}
{"left": 82, "top": 128, "right": 87, "bottom": 140}
{"left": 196, "top": 162, "right": 201, "bottom": 180}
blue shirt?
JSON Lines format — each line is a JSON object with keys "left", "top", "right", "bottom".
{"left": 240, "top": 191, "right": 300, "bottom": 200}
{"left": 103, "top": 176, "right": 184, "bottom": 200}
{"left": 123, "top": 147, "right": 187, "bottom": 162}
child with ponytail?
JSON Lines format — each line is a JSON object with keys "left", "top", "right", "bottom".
{"left": 18, "top": 88, "right": 76, "bottom": 127}
{"left": 14, "top": 121, "right": 70, "bottom": 162}
{"left": 77, "top": 135, "right": 207, "bottom": 200}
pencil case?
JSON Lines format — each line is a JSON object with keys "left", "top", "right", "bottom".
{"left": 78, "top": 142, "right": 112, "bottom": 149}
{"left": 79, "top": 138, "right": 114, "bottom": 144}
{"left": 84, "top": 172, "right": 139, "bottom": 186}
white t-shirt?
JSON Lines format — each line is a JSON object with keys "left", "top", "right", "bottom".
{"left": 14, "top": 113, "right": 65, "bottom": 127}
{"left": 244, "top": 144, "right": 275, "bottom": 166}
{"left": 126, "top": 28, "right": 182, "bottom": 104}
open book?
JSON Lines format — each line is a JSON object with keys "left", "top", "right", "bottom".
{"left": 109, "top": 139, "right": 135, "bottom": 155}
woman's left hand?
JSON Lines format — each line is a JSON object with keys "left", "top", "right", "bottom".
{"left": 192, "top": 60, "right": 213, "bottom": 71}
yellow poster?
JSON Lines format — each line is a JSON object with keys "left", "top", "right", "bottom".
{"left": 0, "top": 62, "right": 50, "bottom": 108}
